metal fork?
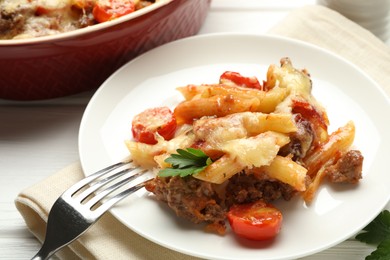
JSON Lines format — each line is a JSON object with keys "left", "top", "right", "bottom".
{"left": 31, "top": 160, "right": 150, "bottom": 260}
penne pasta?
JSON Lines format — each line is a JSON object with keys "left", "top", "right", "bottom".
{"left": 221, "top": 131, "right": 290, "bottom": 168}
{"left": 174, "top": 94, "right": 260, "bottom": 125}
{"left": 125, "top": 130, "right": 196, "bottom": 169}
{"left": 302, "top": 162, "right": 331, "bottom": 203}
{"left": 176, "top": 84, "right": 214, "bottom": 100}
{"left": 303, "top": 121, "right": 355, "bottom": 177}
{"left": 174, "top": 84, "right": 289, "bottom": 125}
{"left": 266, "top": 57, "right": 312, "bottom": 94}
{"left": 194, "top": 154, "right": 244, "bottom": 184}
{"left": 242, "top": 112, "right": 297, "bottom": 135}
{"left": 260, "top": 155, "right": 307, "bottom": 192}
{"left": 192, "top": 112, "right": 297, "bottom": 150}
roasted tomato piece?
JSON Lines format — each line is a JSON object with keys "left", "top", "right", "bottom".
{"left": 35, "top": 6, "right": 51, "bottom": 15}
{"left": 227, "top": 201, "right": 283, "bottom": 241}
{"left": 93, "top": 0, "right": 135, "bottom": 23}
{"left": 131, "top": 106, "right": 177, "bottom": 144}
{"left": 220, "top": 71, "right": 262, "bottom": 89}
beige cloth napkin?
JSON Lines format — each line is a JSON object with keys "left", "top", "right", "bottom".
{"left": 15, "top": 5, "right": 390, "bottom": 260}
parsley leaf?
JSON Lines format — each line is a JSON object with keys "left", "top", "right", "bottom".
{"left": 356, "top": 210, "right": 390, "bottom": 260}
{"left": 158, "top": 148, "right": 212, "bottom": 178}
{"left": 366, "top": 239, "right": 390, "bottom": 260}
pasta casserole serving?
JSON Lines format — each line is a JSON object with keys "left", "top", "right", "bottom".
{"left": 125, "top": 58, "right": 364, "bottom": 240}
{"left": 0, "top": 0, "right": 160, "bottom": 39}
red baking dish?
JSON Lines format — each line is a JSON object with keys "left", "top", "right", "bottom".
{"left": 0, "top": 0, "right": 211, "bottom": 100}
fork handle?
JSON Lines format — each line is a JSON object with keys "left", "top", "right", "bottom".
{"left": 31, "top": 254, "right": 45, "bottom": 260}
{"left": 31, "top": 243, "right": 54, "bottom": 260}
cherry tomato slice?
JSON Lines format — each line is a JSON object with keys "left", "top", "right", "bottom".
{"left": 227, "top": 201, "right": 283, "bottom": 241}
{"left": 35, "top": 6, "right": 50, "bottom": 16}
{"left": 93, "top": 0, "right": 135, "bottom": 23}
{"left": 131, "top": 107, "right": 177, "bottom": 145}
{"left": 220, "top": 71, "right": 262, "bottom": 89}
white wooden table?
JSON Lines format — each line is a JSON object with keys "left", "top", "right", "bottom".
{"left": 1, "top": 0, "right": 387, "bottom": 259}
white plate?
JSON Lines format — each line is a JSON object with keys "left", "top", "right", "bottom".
{"left": 79, "top": 33, "right": 390, "bottom": 260}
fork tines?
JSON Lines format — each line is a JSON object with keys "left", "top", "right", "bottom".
{"left": 63, "top": 160, "right": 149, "bottom": 216}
